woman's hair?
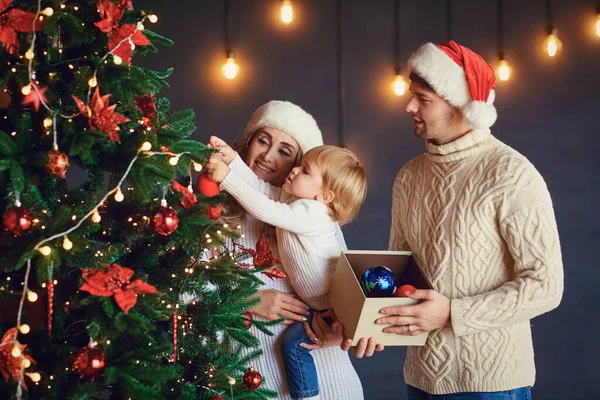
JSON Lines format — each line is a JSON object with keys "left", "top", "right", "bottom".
{"left": 221, "top": 131, "right": 303, "bottom": 239}
{"left": 303, "top": 145, "right": 367, "bottom": 226}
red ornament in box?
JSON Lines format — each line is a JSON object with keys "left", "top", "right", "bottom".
{"left": 196, "top": 171, "right": 220, "bottom": 197}
{"left": 152, "top": 206, "right": 179, "bottom": 236}
{"left": 2, "top": 205, "right": 33, "bottom": 237}
{"left": 242, "top": 311, "right": 253, "bottom": 330}
{"left": 72, "top": 345, "right": 105, "bottom": 381}
{"left": 395, "top": 284, "right": 416, "bottom": 298}
{"left": 206, "top": 205, "right": 222, "bottom": 221}
{"left": 242, "top": 366, "right": 262, "bottom": 390}
{"left": 45, "top": 149, "right": 69, "bottom": 178}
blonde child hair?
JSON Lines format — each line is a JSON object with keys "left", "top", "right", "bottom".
{"left": 303, "top": 145, "right": 367, "bottom": 225}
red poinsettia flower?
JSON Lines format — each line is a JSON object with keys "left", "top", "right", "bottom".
{"left": 21, "top": 83, "right": 47, "bottom": 112}
{"left": 94, "top": 0, "right": 149, "bottom": 64}
{"left": 0, "top": 327, "right": 36, "bottom": 389}
{"left": 72, "top": 86, "right": 129, "bottom": 143}
{"left": 0, "top": 0, "right": 42, "bottom": 55}
{"left": 239, "top": 234, "right": 287, "bottom": 280}
{"left": 172, "top": 180, "right": 198, "bottom": 210}
{"left": 79, "top": 263, "right": 158, "bottom": 314}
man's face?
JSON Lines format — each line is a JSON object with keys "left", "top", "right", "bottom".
{"left": 405, "top": 80, "right": 461, "bottom": 145}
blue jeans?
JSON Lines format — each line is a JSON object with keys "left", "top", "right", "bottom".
{"left": 281, "top": 311, "right": 332, "bottom": 399}
{"left": 407, "top": 385, "right": 532, "bottom": 400}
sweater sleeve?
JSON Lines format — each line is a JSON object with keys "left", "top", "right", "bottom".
{"left": 389, "top": 171, "right": 410, "bottom": 251}
{"left": 220, "top": 164, "right": 332, "bottom": 235}
{"left": 450, "top": 173, "right": 564, "bottom": 336}
{"left": 228, "top": 154, "right": 282, "bottom": 199}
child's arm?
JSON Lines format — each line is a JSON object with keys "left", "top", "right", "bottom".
{"left": 219, "top": 162, "right": 332, "bottom": 235}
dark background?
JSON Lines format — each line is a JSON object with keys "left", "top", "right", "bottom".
{"left": 139, "top": 1, "right": 600, "bottom": 399}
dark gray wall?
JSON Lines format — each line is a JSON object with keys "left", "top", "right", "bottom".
{"left": 139, "top": 1, "right": 600, "bottom": 399}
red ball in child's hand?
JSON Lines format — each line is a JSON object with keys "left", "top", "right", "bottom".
{"left": 196, "top": 171, "right": 220, "bottom": 197}
{"left": 395, "top": 284, "right": 416, "bottom": 297}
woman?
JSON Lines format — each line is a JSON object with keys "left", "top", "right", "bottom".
{"left": 221, "top": 100, "right": 364, "bottom": 399}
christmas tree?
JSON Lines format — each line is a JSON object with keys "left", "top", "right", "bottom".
{"left": 0, "top": 1, "right": 278, "bottom": 399}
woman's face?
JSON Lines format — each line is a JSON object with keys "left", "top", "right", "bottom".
{"left": 246, "top": 127, "right": 300, "bottom": 187}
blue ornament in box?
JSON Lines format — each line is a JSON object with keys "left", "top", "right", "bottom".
{"left": 360, "top": 265, "right": 397, "bottom": 297}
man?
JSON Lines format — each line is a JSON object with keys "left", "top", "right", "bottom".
{"left": 364, "top": 40, "right": 564, "bottom": 399}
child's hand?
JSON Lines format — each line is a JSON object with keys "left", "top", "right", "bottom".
{"left": 207, "top": 135, "right": 236, "bottom": 165}
{"left": 205, "top": 153, "right": 230, "bottom": 183}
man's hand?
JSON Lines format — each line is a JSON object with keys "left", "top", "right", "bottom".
{"left": 205, "top": 154, "right": 230, "bottom": 183}
{"left": 208, "top": 135, "right": 236, "bottom": 165}
{"left": 376, "top": 289, "right": 450, "bottom": 336}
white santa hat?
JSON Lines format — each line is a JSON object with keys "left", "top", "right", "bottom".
{"left": 244, "top": 100, "right": 324, "bottom": 154}
{"left": 407, "top": 40, "right": 498, "bottom": 129}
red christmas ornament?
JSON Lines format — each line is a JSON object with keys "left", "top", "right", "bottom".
{"left": 45, "top": 149, "right": 69, "bottom": 178}
{"left": 79, "top": 263, "right": 158, "bottom": 314}
{"left": 196, "top": 172, "right": 220, "bottom": 197}
{"left": 135, "top": 95, "right": 157, "bottom": 124}
{"left": 239, "top": 234, "right": 287, "bottom": 280}
{"left": 206, "top": 205, "right": 222, "bottom": 221}
{"left": 172, "top": 180, "right": 197, "bottom": 210}
{"left": 242, "top": 311, "right": 253, "bottom": 330}
{"left": 0, "top": 327, "right": 36, "bottom": 390}
{"left": 395, "top": 284, "right": 416, "bottom": 298}
{"left": 152, "top": 206, "right": 179, "bottom": 236}
{"left": 21, "top": 84, "right": 48, "bottom": 112}
{"left": 72, "top": 345, "right": 105, "bottom": 381}
{"left": 72, "top": 86, "right": 129, "bottom": 143}
{"left": 171, "top": 312, "right": 177, "bottom": 363}
{"left": 0, "top": 1, "right": 42, "bottom": 55}
{"left": 242, "top": 366, "right": 262, "bottom": 390}
{"left": 47, "top": 279, "right": 54, "bottom": 335}
{"left": 2, "top": 205, "right": 33, "bottom": 237}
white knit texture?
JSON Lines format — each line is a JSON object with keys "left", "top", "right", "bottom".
{"left": 221, "top": 158, "right": 363, "bottom": 399}
{"left": 389, "top": 128, "right": 564, "bottom": 394}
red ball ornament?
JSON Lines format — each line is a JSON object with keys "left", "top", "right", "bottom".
{"left": 196, "top": 172, "right": 220, "bottom": 197}
{"left": 152, "top": 206, "right": 179, "bottom": 236}
{"left": 242, "top": 366, "right": 262, "bottom": 390}
{"left": 45, "top": 149, "right": 69, "bottom": 179}
{"left": 2, "top": 206, "right": 33, "bottom": 237}
{"left": 242, "top": 311, "right": 253, "bottom": 330}
{"left": 395, "top": 284, "right": 416, "bottom": 298}
{"left": 206, "top": 205, "right": 222, "bottom": 221}
{"left": 72, "top": 345, "right": 106, "bottom": 381}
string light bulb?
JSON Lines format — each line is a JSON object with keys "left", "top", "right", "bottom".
{"left": 193, "top": 161, "right": 202, "bottom": 172}
{"left": 497, "top": 54, "right": 511, "bottom": 82}
{"left": 392, "top": 72, "right": 407, "bottom": 96}
{"left": 281, "top": 0, "right": 293, "bottom": 24}
{"left": 140, "top": 141, "right": 152, "bottom": 151}
{"left": 18, "top": 324, "right": 31, "bottom": 334}
{"left": 169, "top": 156, "right": 180, "bottom": 166}
{"left": 25, "top": 49, "right": 34, "bottom": 60}
{"left": 223, "top": 52, "right": 239, "bottom": 80}
{"left": 37, "top": 246, "right": 51, "bottom": 256}
{"left": 62, "top": 236, "right": 73, "bottom": 250}
{"left": 114, "top": 188, "right": 124, "bottom": 202}
{"left": 22, "top": 358, "right": 31, "bottom": 368}
{"left": 21, "top": 84, "right": 32, "bottom": 95}
{"left": 113, "top": 55, "right": 123, "bottom": 65}
{"left": 92, "top": 210, "right": 102, "bottom": 223}
{"left": 148, "top": 14, "right": 158, "bottom": 23}
{"left": 42, "top": 7, "right": 54, "bottom": 16}
{"left": 27, "top": 290, "right": 38, "bottom": 302}
{"left": 11, "top": 345, "right": 21, "bottom": 358}
{"left": 88, "top": 76, "right": 98, "bottom": 87}
{"left": 43, "top": 117, "right": 53, "bottom": 128}
{"left": 26, "top": 372, "right": 41, "bottom": 382}
{"left": 544, "top": 28, "right": 562, "bottom": 57}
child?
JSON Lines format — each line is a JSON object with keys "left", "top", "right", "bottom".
{"left": 206, "top": 136, "right": 367, "bottom": 400}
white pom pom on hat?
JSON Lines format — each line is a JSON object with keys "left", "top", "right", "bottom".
{"left": 244, "top": 100, "right": 324, "bottom": 154}
{"left": 407, "top": 41, "right": 498, "bottom": 129}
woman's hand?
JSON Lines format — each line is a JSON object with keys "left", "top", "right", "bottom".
{"left": 248, "top": 289, "right": 310, "bottom": 324}
{"left": 340, "top": 337, "right": 385, "bottom": 358}
{"left": 205, "top": 154, "right": 230, "bottom": 183}
{"left": 299, "top": 309, "right": 344, "bottom": 350}
{"left": 207, "top": 135, "right": 236, "bottom": 165}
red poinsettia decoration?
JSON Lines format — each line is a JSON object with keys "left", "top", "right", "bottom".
{"left": 21, "top": 84, "right": 48, "bottom": 112}
{"left": 94, "top": 0, "right": 149, "bottom": 65}
{"left": 134, "top": 94, "right": 157, "bottom": 125}
{"left": 172, "top": 180, "right": 197, "bottom": 210}
{"left": 79, "top": 263, "right": 158, "bottom": 314}
{"left": 0, "top": 328, "right": 36, "bottom": 389}
{"left": 117, "top": 0, "right": 133, "bottom": 10}
{"left": 72, "top": 86, "right": 129, "bottom": 143}
{"left": 0, "top": 0, "right": 43, "bottom": 55}
{"left": 239, "top": 234, "right": 287, "bottom": 280}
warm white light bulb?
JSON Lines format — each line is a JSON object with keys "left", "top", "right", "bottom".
{"left": 113, "top": 55, "right": 123, "bottom": 65}
{"left": 393, "top": 74, "right": 407, "bottom": 96}
{"left": 11, "top": 345, "right": 21, "bottom": 358}
{"left": 92, "top": 210, "right": 102, "bottom": 223}
{"left": 596, "top": 13, "right": 600, "bottom": 37}
{"left": 497, "top": 59, "right": 511, "bottom": 81}
{"left": 26, "top": 372, "right": 41, "bottom": 382}
{"left": 43, "top": 117, "right": 53, "bottom": 128}
{"left": 544, "top": 29, "right": 562, "bottom": 57}
{"left": 88, "top": 76, "right": 97, "bottom": 87}
{"left": 169, "top": 156, "right": 180, "bottom": 166}
{"left": 21, "top": 85, "right": 32, "bottom": 95}
{"left": 148, "top": 14, "right": 158, "bottom": 23}
{"left": 42, "top": 7, "right": 54, "bottom": 16}
{"left": 27, "top": 290, "right": 38, "bottom": 302}
{"left": 140, "top": 141, "right": 152, "bottom": 151}
{"left": 114, "top": 189, "right": 124, "bottom": 202}
{"left": 193, "top": 162, "right": 203, "bottom": 172}
{"left": 18, "top": 324, "right": 31, "bottom": 334}
{"left": 25, "top": 50, "right": 34, "bottom": 60}
{"left": 223, "top": 55, "right": 239, "bottom": 80}
{"left": 37, "top": 246, "right": 51, "bottom": 256}
{"left": 62, "top": 236, "right": 73, "bottom": 250}
{"left": 281, "top": 0, "right": 293, "bottom": 24}
{"left": 22, "top": 358, "right": 31, "bottom": 368}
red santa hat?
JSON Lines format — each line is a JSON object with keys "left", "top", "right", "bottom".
{"left": 407, "top": 40, "right": 497, "bottom": 129}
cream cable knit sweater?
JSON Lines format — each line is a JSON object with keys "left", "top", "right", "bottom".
{"left": 221, "top": 156, "right": 363, "bottom": 399}
{"left": 389, "top": 128, "right": 564, "bottom": 394}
